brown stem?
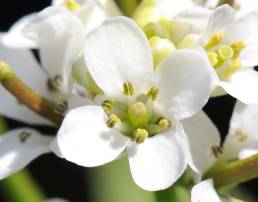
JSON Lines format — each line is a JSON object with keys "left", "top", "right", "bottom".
{"left": 0, "top": 61, "right": 64, "bottom": 125}
{"left": 218, "top": 0, "right": 235, "bottom": 7}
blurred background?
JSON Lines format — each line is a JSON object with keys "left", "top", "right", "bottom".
{"left": 0, "top": 1, "right": 257, "bottom": 202}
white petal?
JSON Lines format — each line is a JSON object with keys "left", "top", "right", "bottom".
{"left": 191, "top": 179, "right": 222, "bottom": 202}
{"left": 84, "top": 16, "right": 153, "bottom": 97}
{"left": 37, "top": 8, "right": 85, "bottom": 94}
{"left": 235, "top": 0, "right": 258, "bottom": 16}
{"left": 76, "top": 3, "right": 107, "bottom": 33}
{"left": 223, "top": 101, "right": 258, "bottom": 160}
{"left": 182, "top": 111, "right": 220, "bottom": 175}
{"left": 203, "top": 0, "right": 219, "bottom": 8}
{"left": 155, "top": 49, "right": 218, "bottom": 121}
{"left": 127, "top": 125, "right": 187, "bottom": 191}
{"left": 226, "top": 11, "right": 258, "bottom": 48}
{"left": 201, "top": 5, "right": 236, "bottom": 45}
{"left": 175, "top": 6, "right": 211, "bottom": 32}
{"left": 0, "top": 128, "right": 52, "bottom": 179}
{"left": 97, "top": 0, "right": 122, "bottom": 16}
{"left": 0, "top": 35, "right": 52, "bottom": 125}
{"left": 156, "top": 0, "right": 193, "bottom": 19}
{"left": 240, "top": 47, "right": 258, "bottom": 68}
{"left": 220, "top": 69, "right": 258, "bottom": 104}
{"left": 2, "top": 14, "right": 37, "bottom": 49}
{"left": 57, "top": 106, "right": 130, "bottom": 167}
{"left": 239, "top": 149, "right": 258, "bottom": 159}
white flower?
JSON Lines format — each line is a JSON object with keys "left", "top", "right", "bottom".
{"left": 182, "top": 110, "right": 221, "bottom": 181}
{"left": 0, "top": 128, "right": 53, "bottom": 179}
{"left": 56, "top": 16, "right": 216, "bottom": 191}
{"left": 196, "top": 5, "right": 258, "bottom": 104}
{"left": 191, "top": 179, "right": 222, "bottom": 202}
{"left": 191, "top": 179, "right": 245, "bottom": 202}
{"left": 223, "top": 101, "right": 258, "bottom": 160}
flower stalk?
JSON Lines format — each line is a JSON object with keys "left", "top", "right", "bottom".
{"left": 0, "top": 61, "right": 64, "bottom": 125}
{"left": 206, "top": 153, "right": 258, "bottom": 190}
{"left": 218, "top": 0, "right": 235, "bottom": 6}
{"left": 116, "top": 0, "right": 139, "bottom": 16}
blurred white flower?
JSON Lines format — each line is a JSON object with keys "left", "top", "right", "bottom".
{"left": 195, "top": 5, "right": 258, "bottom": 104}
{"left": 0, "top": 128, "right": 53, "bottom": 179}
{"left": 223, "top": 101, "right": 258, "bottom": 161}
{"left": 191, "top": 179, "right": 245, "bottom": 202}
{"left": 55, "top": 16, "right": 216, "bottom": 191}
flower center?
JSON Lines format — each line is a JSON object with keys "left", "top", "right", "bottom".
{"left": 204, "top": 32, "right": 246, "bottom": 80}
{"left": 103, "top": 83, "right": 171, "bottom": 144}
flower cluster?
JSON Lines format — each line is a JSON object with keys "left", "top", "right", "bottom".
{"left": 0, "top": 0, "right": 258, "bottom": 201}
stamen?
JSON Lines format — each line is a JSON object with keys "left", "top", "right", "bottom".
{"left": 212, "top": 146, "right": 223, "bottom": 158}
{"left": 102, "top": 100, "right": 112, "bottom": 114}
{"left": 107, "top": 114, "right": 121, "bottom": 128}
{"left": 235, "top": 128, "right": 248, "bottom": 142}
{"left": 19, "top": 131, "right": 31, "bottom": 143}
{"left": 158, "top": 118, "right": 171, "bottom": 129}
{"left": 123, "top": 82, "right": 134, "bottom": 96}
{"left": 219, "top": 59, "right": 241, "bottom": 80}
{"left": 47, "top": 75, "right": 62, "bottom": 92}
{"left": 62, "top": 0, "right": 80, "bottom": 11}
{"left": 208, "top": 52, "right": 219, "bottom": 66}
{"left": 204, "top": 32, "right": 223, "bottom": 50}
{"left": 135, "top": 128, "right": 149, "bottom": 144}
{"left": 217, "top": 45, "right": 234, "bottom": 60}
{"left": 146, "top": 86, "right": 159, "bottom": 101}
{"left": 231, "top": 41, "right": 246, "bottom": 59}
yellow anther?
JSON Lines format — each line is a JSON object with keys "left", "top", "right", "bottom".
{"left": 102, "top": 100, "right": 112, "bottom": 114}
{"left": 135, "top": 128, "right": 149, "bottom": 144}
{"left": 123, "top": 82, "right": 134, "bottom": 96}
{"left": 149, "top": 36, "right": 175, "bottom": 68}
{"left": 236, "top": 128, "right": 248, "bottom": 142}
{"left": 204, "top": 32, "right": 223, "bottom": 50}
{"left": 220, "top": 59, "right": 241, "bottom": 80}
{"left": 217, "top": 45, "right": 234, "bottom": 60}
{"left": 231, "top": 41, "right": 246, "bottom": 59}
{"left": 208, "top": 52, "right": 219, "bottom": 66}
{"left": 107, "top": 114, "right": 121, "bottom": 128}
{"left": 146, "top": 86, "right": 159, "bottom": 101}
{"left": 62, "top": 0, "right": 80, "bottom": 11}
{"left": 158, "top": 118, "right": 171, "bottom": 129}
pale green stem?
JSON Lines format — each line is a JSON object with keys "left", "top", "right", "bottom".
{"left": 90, "top": 156, "right": 156, "bottom": 202}
{"left": 116, "top": 0, "right": 139, "bottom": 16}
{"left": 155, "top": 183, "right": 191, "bottom": 202}
{"left": 205, "top": 153, "right": 258, "bottom": 191}
{"left": 0, "top": 117, "right": 45, "bottom": 202}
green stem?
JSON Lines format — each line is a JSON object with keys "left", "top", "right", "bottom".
{"left": 0, "top": 171, "right": 45, "bottom": 202}
{"left": 155, "top": 183, "right": 190, "bottom": 202}
{"left": 0, "top": 117, "right": 45, "bottom": 202}
{"left": 116, "top": 0, "right": 139, "bottom": 16}
{"left": 205, "top": 153, "right": 258, "bottom": 190}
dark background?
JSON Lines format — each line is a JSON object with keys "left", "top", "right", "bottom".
{"left": 0, "top": 1, "right": 257, "bottom": 201}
